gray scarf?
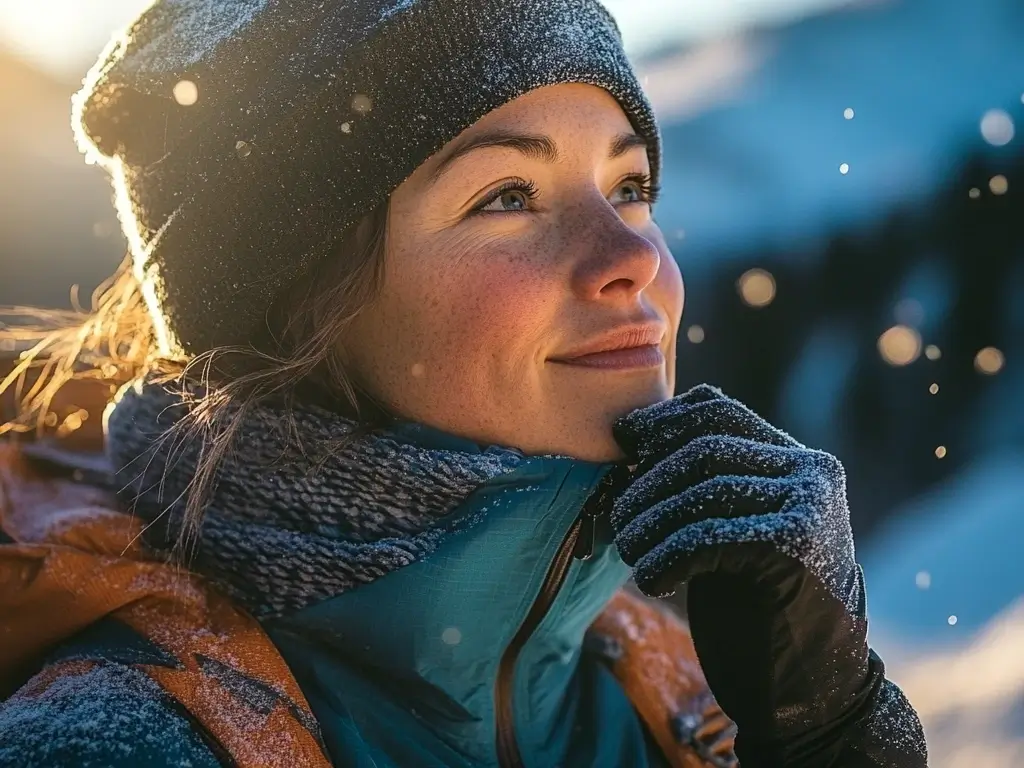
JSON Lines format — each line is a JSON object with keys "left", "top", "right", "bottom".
{"left": 105, "top": 378, "right": 523, "bottom": 617}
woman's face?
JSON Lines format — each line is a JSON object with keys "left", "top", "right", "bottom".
{"left": 340, "top": 83, "right": 684, "bottom": 461}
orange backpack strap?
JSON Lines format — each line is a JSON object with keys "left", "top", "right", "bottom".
{"left": 590, "top": 590, "right": 738, "bottom": 768}
{"left": 1, "top": 542, "right": 332, "bottom": 768}
{"left": 114, "top": 585, "right": 332, "bottom": 768}
{"left": 0, "top": 440, "right": 332, "bottom": 768}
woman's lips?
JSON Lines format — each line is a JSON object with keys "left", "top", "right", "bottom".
{"left": 551, "top": 344, "right": 665, "bottom": 370}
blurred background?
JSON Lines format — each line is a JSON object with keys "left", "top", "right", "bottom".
{"left": 1, "top": 0, "right": 1021, "bottom": 764}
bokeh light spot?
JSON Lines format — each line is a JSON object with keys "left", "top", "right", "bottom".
{"left": 974, "top": 347, "right": 1005, "bottom": 375}
{"left": 173, "top": 80, "right": 199, "bottom": 106}
{"left": 935, "top": 445, "right": 947, "bottom": 459}
{"left": 894, "top": 298, "right": 924, "bottom": 326}
{"left": 878, "top": 325, "right": 921, "bottom": 366}
{"left": 442, "top": 627, "right": 462, "bottom": 645}
{"left": 686, "top": 325, "right": 705, "bottom": 344}
{"left": 989, "top": 175, "right": 1009, "bottom": 195}
{"left": 352, "top": 93, "right": 373, "bottom": 113}
{"left": 980, "top": 109, "right": 1015, "bottom": 146}
{"left": 738, "top": 268, "right": 776, "bottom": 308}
{"left": 915, "top": 571, "right": 931, "bottom": 589}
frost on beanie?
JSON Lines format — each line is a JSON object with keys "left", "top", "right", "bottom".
{"left": 72, "top": 0, "right": 660, "bottom": 356}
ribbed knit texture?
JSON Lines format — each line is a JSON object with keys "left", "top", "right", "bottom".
{"left": 72, "top": 0, "right": 660, "bottom": 355}
{"left": 106, "top": 377, "right": 523, "bottom": 617}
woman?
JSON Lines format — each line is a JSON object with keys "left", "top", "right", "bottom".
{"left": 0, "top": 1, "right": 926, "bottom": 766}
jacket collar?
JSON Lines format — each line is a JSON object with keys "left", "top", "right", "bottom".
{"left": 263, "top": 426, "right": 631, "bottom": 763}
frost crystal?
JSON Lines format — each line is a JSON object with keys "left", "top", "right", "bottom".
{"left": 378, "top": 0, "right": 418, "bottom": 22}
{"left": 124, "top": 0, "right": 269, "bottom": 75}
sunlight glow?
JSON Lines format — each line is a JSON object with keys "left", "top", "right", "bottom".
{"left": 0, "top": 0, "right": 853, "bottom": 79}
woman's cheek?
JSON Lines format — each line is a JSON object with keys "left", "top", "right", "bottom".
{"left": 440, "top": 251, "right": 554, "bottom": 347}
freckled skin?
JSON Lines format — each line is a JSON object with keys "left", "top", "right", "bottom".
{"left": 339, "top": 84, "right": 684, "bottom": 461}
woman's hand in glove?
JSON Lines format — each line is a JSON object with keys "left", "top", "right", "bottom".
{"left": 611, "top": 384, "right": 927, "bottom": 768}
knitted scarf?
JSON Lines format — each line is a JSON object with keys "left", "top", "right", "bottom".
{"left": 105, "top": 378, "right": 524, "bottom": 618}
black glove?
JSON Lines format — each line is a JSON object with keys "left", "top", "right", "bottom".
{"left": 611, "top": 384, "right": 927, "bottom": 768}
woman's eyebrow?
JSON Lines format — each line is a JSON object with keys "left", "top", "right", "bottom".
{"left": 608, "top": 132, "right": 649, "bottom": 159}
{"left": 427, "top": 131, "right": 647, "bottom": 186}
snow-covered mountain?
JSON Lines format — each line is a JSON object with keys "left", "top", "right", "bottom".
{"left": 641, "top": 0, "right": 1024, "bottom": 264}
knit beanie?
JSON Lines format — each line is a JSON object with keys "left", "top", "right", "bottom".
{"left": 72, "top": 0, "right": 660, "bottom": 356}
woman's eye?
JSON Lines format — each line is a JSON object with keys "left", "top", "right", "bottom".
{"left": 481, "top": 189, "right": 531, "bottom": 213}
{"left": 616, "top": 181, "right": 643, "bottom": 203}
{"left": 474, "top": 179, "right": 539, "bottom": 214}
{"left": 612, "top": 176, "right": 655, "bottom": 205}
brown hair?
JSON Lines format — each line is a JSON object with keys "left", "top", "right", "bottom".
{"left": 1, "top": 202, "right": 390, "bottom": 558}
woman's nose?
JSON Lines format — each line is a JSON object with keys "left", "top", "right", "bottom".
{"left": 568, "top": 204, "right": 662, "bottom": 303}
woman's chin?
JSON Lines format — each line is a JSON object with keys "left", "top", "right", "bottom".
{"left": 542, "top": 390, "right": 674, "bottom": 463}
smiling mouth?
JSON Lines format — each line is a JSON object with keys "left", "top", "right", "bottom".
{"left": 549, "top": 322, "right": 667, "bottom": 370}
{"left": 550, "top": 344, "right": 665, "bottom": 370}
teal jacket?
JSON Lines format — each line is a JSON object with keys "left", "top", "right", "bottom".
{"left": 0, "top": 425, "right": 687, "bottom": 767}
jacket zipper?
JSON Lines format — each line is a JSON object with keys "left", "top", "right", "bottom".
{"left": 493, "top": 468, "right": 625, "bottom": 768}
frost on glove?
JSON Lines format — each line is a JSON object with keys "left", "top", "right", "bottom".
{"left": 611, "top": 384, "right": 927, "bottom": 768}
